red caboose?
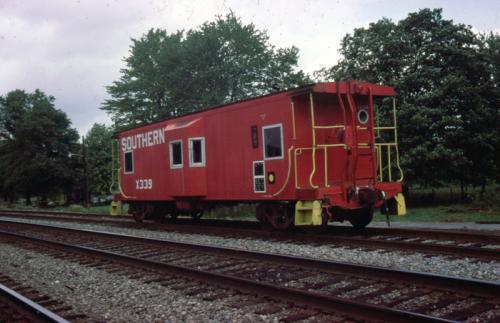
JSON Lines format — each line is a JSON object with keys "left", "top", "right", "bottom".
{"left": 111, "top": 81, "right": 406, "bottom": 229}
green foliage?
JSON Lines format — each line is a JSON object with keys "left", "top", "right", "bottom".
{"left": 103, "top": 29, "right": 185, "bottom": 127}
{"left": 318, "top": 8, "right": 500, "bottom": 189}
{"left": 380, "top": 206, "right": 500, "bottom": 222}
{"left": 69, "top": 204, "right": 84, "bottom": 212}
{"left": 0, "top": 89, "right": 80, "bottom": 204}
{"left": 85, "top": 123, "right": 113, "bottom": 197}
{"left": 103, "top": 12, "right": 310, "bottom": 129}
{"left": 471, "top": 189, "right": 500, "bottom": 209}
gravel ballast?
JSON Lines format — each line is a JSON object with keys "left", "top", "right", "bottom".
{"left": 0, "top": 242, "right": 282, "bottom": 322}
{"left": 1, "top": 216, "right": 499, "bottom": 282}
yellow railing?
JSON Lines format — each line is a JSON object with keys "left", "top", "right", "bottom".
{"left": 110, "top": 139, "right": 120, "bottom": 194}
{"left": 110, "top": 139, "right": 129, "bottom": 198}
{"left": 374, "top": 98, "right": 404, "bottom": 182}
{"left": 294, "top": 145, "right": 347, "bottom": 189}
{"left": 295, "top": 92, "right": 402, "bottom": 189}
{"left": 304, "top": 92, "right": 347, "bottom": 189}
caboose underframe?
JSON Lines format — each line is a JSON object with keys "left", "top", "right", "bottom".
{"left": 111, "top": 81, "right": 406, "bottom": 229}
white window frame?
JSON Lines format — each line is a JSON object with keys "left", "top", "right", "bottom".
{"left": 169, "top": 140, "right": 183, "bottom": 169}
{"left": 253, "top": 160, "right": 266, "bottom": 193}
{"left": 262, "top": 123, "right": 284, "bottom": 160}
{"left": 123, "top": 151, "right": 134, "bottom": 174}
{"left": 188, "top": 137, "right": 206, "bottom": 167}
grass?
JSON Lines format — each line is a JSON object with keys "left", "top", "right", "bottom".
{"left": 0, "top": 202, "right": 114, "bottom": 214}
{"left": 376, "top": 205, "right": 500, "bottom": 223}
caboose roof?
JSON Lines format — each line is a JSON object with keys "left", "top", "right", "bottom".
{"left": 116, "top": 81, "right": 395, "bottom": 135}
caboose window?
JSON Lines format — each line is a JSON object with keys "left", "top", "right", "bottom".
{"left": 263, "top": 124, "right": 283, "bottom": 160}
{"left": 169, "top": 140, "right": 183, "bottom": 169}
{"left": 189, "top": 137, "right": 206, "bottom": 167}
{"left": 124, "top": 151, "right": 133, "bottom": 174}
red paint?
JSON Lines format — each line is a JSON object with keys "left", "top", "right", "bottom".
{"left": 117, "top": 81, "right": 402, "bottom": 210}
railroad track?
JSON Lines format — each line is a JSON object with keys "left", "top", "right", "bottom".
{"left": 0, "top": 219, "right": 499, "bottom": 322}
{"left": 0, "top": 273, "right": 85, "bottom": 322}
{"left": 1, "top": 209, "right": 499, "bottom": 261}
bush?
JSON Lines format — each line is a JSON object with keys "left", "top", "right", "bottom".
{"left": 471, "top": 188, "right": 500, "bottom": 209}
{"left": 69, "top": 204, "right": 84, "bottom": 212}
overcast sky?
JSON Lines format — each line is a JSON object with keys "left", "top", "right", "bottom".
{"left": 1, "top": 0, "right": 499, "bottom": 135}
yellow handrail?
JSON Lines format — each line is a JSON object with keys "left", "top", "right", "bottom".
{"left": 393, "top": 98, "right": 404, "bottom": 182}
{"left": 308, "top": 93, "right": 319, "bottom": 189}
{"left": 387, "top": 145, "right": 392, "bottom": 181}
{"left": 110, "top": 139, "right": 130, "bottom": 198}
{"left": 293, "top": 145, "right": 347, "bottom": 189}
{"left": 313, "top": 125, "right": 345, "bottom": 129}
{"left": 374, "top": 98, "right": 404, "bottom": 182}
{"left": 316, "top": 144, "right": 347, "bottom": 148}
{"left": 377, "top": 145, "right": 383, "bottom": 182}
{"left": 265, "top": 145, "right": 294, "bottom": 197}
{"left": 110, "top": 139, "right": 119, "bottom": 194}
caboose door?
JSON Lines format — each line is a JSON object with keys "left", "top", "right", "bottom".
{"left": 166, "top": 118, "right": 207, "bottom": 197}
{"left": 293, "top": 93, "right": 346, "bottom": 189}
{"left": 183, "top": 136, "right": 207, "bottom": 196}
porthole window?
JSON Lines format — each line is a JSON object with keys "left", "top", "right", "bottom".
{"left": 357, "top": 108, "right": 369, "bottom": 124}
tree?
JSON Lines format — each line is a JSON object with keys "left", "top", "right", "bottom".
{"left": 0, "top": 89, "right": 80, "bottom": 205}
{"left": 85, "top": 123, "right": 113, "bottom": 198}
{"left": 103, "top": 29, "right": 185, "bottom": 127}
{"left": 178, "top": 13, "right": 309, "bottom": 111}
{"left": 103, "top": 12, "right": 310, "bottom": 128}
{"left": 318, "top": 8, "right": 500, "bottom": 192}
{"left": 0, "top": 90, "right": 31, "bottom": 202}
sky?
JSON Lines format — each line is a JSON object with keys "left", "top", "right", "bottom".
{"left": 1, "top": 0, "right": 499, "bottom": 135}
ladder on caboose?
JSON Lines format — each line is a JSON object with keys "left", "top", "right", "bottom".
{"left": 374, "top": 98, "right": 404, "bottom": 182}
{"left": 110, "top": 139, "right": 121, "bottom": 194}
{"left": 109, "top": 139, "right": 126, "bottom": 215}
{"left": 293, "top": 82, "right": 403, "bottom": 192}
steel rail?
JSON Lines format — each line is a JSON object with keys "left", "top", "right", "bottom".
{"left": 0, "top": 283, "right": 69, "bottom": 323}
{"left": 314, "top": 233, "right": 500, "bottom": 260}
{"left": 0, "top": 208, "right": 129, "bottom": 220}
{"left": 325, "top": 226, "right": 500, "bottom": 243}
{"left": 1, "top": 210, "right": 499, "bottom": 260}
{"left": 0, "top": 228, "right": 453, "bottom": 323}
{"left": 0, "top": 219, "right": 498, "bottom": 298}
{"left": 1, "top": 208, "right": 498, "bottom": 242}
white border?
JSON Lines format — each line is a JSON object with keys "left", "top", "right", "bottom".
{"left": 357, "top": 108, "right": 369, "bottom": 124}
{"left": 188, "top": 137, "right": 206, "bottom": 167}
{"left": 123, "top": 151, "right": 134, "bottom": 174}
{"left": 252, "top": 160, "right": 266, "bottom": 193}
{"left": 262, "top": 123, "right": 284, "bottom": 160}
{"left": 169, "top": 140, "right": 183, "bottom": 169}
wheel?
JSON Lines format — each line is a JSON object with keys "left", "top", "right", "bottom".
{"left": 348, "top": 208, "right": 374, "bottom": 229}
{"left": 191, "top": 210, "right": 203, "bottom": 221}
{"left": 322, "top": 208, "right": 331, "bottom": 227}
{"left": 152, "top": 204, "right": 168, "bottom": 223}
{"left": 130, "top": 203, "right": 152, "bottom": 223}
{"left": 163, "top": 203, "right": 178, "bottom": 220}
{"left": 256, "top": 203, "right": 293, "bottom": 231}
{"left": 256, "top": 204, "right": 274, "bottom": 231}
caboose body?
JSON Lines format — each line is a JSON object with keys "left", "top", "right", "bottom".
{"left": 112, "top": 81, "right": 405, "bottom": 229}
